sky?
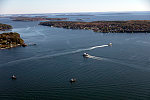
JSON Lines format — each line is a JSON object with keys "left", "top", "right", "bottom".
{"left": 0, "top": 0, "right": 149, "bottom": 14}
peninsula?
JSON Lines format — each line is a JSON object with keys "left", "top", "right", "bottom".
{"left": 11, "top": 17, "right": 68, "bottom": 21}
{"left": 0, "top": 23, "right": 12, "bottom": 31}
{"left": 0, "top": 32, "right": 26, "bottom": 49}
{"left": 39, "top": 20, "right": 150, "bottom": 33}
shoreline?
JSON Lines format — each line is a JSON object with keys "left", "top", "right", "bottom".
{"left": 39, "top": 20, "right": 150, "bottom": 33}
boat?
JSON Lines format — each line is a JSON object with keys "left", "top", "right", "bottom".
{"left": 29, "top": 43, "right": 36, "bottom": 46}
{"left": 83, "top": 53, "right": 90, "bottom": 57}
{"left": 70, "top": 78, "right": 76, "bottom": 83}
{"left": 108, "top": 43, "right": 112, "bottom": 46}
{"left": 11, "top": 75, "right": 16, "bottom": 79}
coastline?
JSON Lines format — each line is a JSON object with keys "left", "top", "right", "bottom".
{"left": 39, "top": 20, "right": 150, "bottom": 33}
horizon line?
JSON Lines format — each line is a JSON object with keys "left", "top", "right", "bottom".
{"left": 0, "top": 11, "right": 150, "bottom": 15}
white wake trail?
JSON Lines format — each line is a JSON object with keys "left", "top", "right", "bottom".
{"left": 86, "top": 55, "right": 150, "bottom": 71}
{"left": 56, "top": 45, "right": 109, "bottom": 55}
{"left": 88, "top": 45, "right": 108, "bottom": 50}
{"left": 87, "top": 55, "right": 103, "bottom": 61}
{"left": 0, "top": 44, "right": 109, "bottom": 67}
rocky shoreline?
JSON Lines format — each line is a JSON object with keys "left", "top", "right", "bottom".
{"left": 0, "top": 32, "right": 27, "bottom": 49}
{"left": 39, "top": 20, "right": 150, "bottom": 33}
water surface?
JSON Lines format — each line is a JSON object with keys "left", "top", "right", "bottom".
{"left": 0, "top": 13, "right": 150, "bottom": 100}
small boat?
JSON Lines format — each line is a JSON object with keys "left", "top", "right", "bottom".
{"left": 70, "top": 78, "right": 76, "bottom": 83}
{"left": 11, "top": 75, "right": 16, "bottom": 79}
{"left": 27, "top": 43, "right": 37, "bottom": 46}
{"left": 83, "top": 53, "right": 90, "bottom": 57}
{"left": 108, "top": 43, "right": 112, "bottom": 46}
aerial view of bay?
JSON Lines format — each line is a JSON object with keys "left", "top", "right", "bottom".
{"left": 0, "top": 0, "right": 150, "bottom": 100}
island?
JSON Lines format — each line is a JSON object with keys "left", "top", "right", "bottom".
{"left": 0, "top": 23, "right": 13, "bottom": 31}
{"left": 11, "top": 17, "right": 68, "bottom": 21}
{"left": 56, "top": 14, "right": 94, "bottom": 16}
{"left": 0, "top": 32, "right": 26, "bottom": 49}
{"left": 39, "top": 20, "right": 150, "bottom": 33}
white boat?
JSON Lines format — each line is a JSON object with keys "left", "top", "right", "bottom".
{"left": 70, "top": 78, "right": 76, "bottom": 82}
{"left": 11, "top": 75, "right": 16, "bottom": 79}
{"left": 108, "top": 43, "right": 112, "bottom": 46}
{"left": 83, "top": 53, "right": 90, "bottom": 57}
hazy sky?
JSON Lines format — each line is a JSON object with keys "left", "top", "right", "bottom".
{"left": 0, "top": 0, "right": 149, "bottom": 14}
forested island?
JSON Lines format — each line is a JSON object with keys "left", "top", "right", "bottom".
{"left": 0, "top": 23, "right": 12, "bottom": 31}
{"left": 39, "top": 20, "right": 150, "bottom": 33}
{"left": 11, "top": 17, "right": 68, "bottom": 21}
{"left": 0, "top": 32, "right": 26, "bottom": 49}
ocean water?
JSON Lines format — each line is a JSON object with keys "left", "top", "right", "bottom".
{"left": 0, "top": 13, "right": 150, "bottom": 100}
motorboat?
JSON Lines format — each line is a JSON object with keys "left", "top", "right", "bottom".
{"left": 70, "top": 78, "right": 76, "bottom": 83}
{"left": 83, "top": 53, "right": 90, "bottom": 57}
{"left": 108, "top": 43, "right": 112, "bottom": 46}
{"left": 28, "top": 43, "right": 37, "bottom": 46}
{"left": 11, "top": 75, "right": 16, "bottom": 79}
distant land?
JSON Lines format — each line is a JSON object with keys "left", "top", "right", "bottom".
{"left": 39, "top": 20, "right": 150, "bottom": 33}
{"left": 11, "top": 17, "right": 68, "bottom": 21}
{"left": 0, "top": 32, "right": 26, "bottom": 49}
{"left": 56, "top": 14, "right": 94, "bottom": 16}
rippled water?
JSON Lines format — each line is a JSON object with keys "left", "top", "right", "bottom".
{"left": 0, "top": 13, "right": 150, "bottom": 100}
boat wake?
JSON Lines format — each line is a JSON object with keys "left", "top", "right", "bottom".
{"left": 26, "top": 27, "right": 31, "bottom": 31}
{"left": 86, "top": 54, "right": 150, "bottom": 71}
{"left": 0, "top": 44, "right": 109, "bottom": 67}
{"left": 1, "top": 43, "right": 149, "bottom": 71}
{"left": 87, "top": 45, "right": 109, "bottom": 50}
{"left": 85, "top": 55, "right": 103, "bottom": 61}
{"left": 70, "top": 45, "right": 108, "bottom": 54}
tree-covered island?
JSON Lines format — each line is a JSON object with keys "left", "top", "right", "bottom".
{"left": 39, "top": 20, "right": 150, "bottom": 33}
{"left": 0, "top": 32, "right": 26, "bottom": 49}
{"left": 0, "top": 23, "right": 13, "bottom": 31}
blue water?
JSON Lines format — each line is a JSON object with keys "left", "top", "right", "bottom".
{"left": 0, "top": 12, "right": 150, "bottom": 100}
